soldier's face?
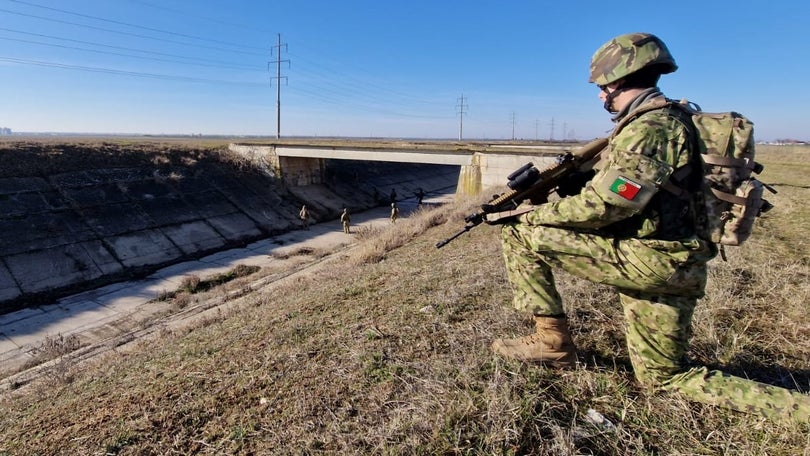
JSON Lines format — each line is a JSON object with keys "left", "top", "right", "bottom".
{"left": 598, "top": 83, "right": 617, "bottom": 112}
{"left": 598, "top": 83, "right": 616, "bottom": 102}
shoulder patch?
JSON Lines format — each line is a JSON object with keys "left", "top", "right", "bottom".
{"left": 592, "top": 168, "right": 658, "bottom": 210}
{"left": 609, "top": 176, "right": 642, "bottom": 200}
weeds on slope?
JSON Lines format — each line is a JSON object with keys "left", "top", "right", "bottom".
{"left": 1, "top": 153, "right": 809, "bottom": 455}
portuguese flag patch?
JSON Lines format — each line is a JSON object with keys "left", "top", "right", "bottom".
{"left": 609, "top": 176, "right": 642, "bottom": 200}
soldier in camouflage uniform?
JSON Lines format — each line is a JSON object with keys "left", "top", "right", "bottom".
{"left": 299, "top": 204, "right": 310, "bottom": 230}
{"left": 390, "top": 202, "right": 400, "bottom": 223}
{"left": 340, "top": 207, "right": 351, "bottom": 234}
{"left": 492, "top": 32, "right": 810, "bottom": 423}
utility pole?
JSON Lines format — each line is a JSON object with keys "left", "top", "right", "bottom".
{"left": 549, "top": 117, "right": 555, "bottom": 141}
{"left": 269, "top": 33, "right": 289, "bottom": 139}
{"left": 510, "top": 112, "right": 517, "bottom": 140}
{"left": 456, "top": 94, "right": 467, "bottom": 140}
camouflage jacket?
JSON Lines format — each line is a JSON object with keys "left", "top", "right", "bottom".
{"left": 521, "top": 93, "right": 698, "bottom": 240}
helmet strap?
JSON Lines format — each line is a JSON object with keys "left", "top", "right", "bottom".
{"left": 603, "top": 86, "right": 625, "bottom": 114}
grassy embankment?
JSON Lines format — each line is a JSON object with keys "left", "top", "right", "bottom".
{"left": 0, "top": 145, "right": 808, "bottom": 455}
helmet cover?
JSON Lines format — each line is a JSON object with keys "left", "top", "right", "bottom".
{"left": 589, "top": 33, "right": 677, "bottom": 85}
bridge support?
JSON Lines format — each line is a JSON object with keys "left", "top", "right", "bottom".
{"left": 278, "top": 156, "right": 324, "bottom": 186}
{"left": 227, "top": 144, "right": 324, "bottom": 186}
{"left": 457, "top": 155, "right": 483, "bottom": 196}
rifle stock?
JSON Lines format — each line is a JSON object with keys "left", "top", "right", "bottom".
{"left": 435, "top": 137, "right": 608, "bottom": 249}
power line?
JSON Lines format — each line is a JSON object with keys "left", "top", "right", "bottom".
{"left": 0, "top": 56, "right": 267, "bottom": 86}
{"left": 510, "top": 112, "right": 517, "bottom": 140}
{"left": 126, "top": 0, "right": 447, "bottom": 109}
{"left": 8, "top": 0, "right": 267, "bottom": 51}
{"left": 0, "top": 7, "right": 266, "bottom": 57}
{"left": 289, "top": 60, "right": 447, "bottom": 108}
{"left": 1, "top": 51, "right": 451, "bottom": 122}
{"left": 2, "top": 5, "right": 446, "bottom": 116}
{"left": 286, "top": 84, "right": 452, "bottom": 119}
{"left": 125, "top": 0, "right": 435, "bottom": 112}
{"left": 1, "top": 1, "right": 461, "bottom": 130}
{"left": 269, "top": 33, "right": 289, "bottom": 138}
{"left": 0, "top": 27, "right": 261, "bottom": 70}
{"left": 126, "top": 0, "right": 277, "bottom": 36}
{"left": 456, "top": 94, "right": 467, "bottom": 140}
{"left": 0, "top": 34, "right": 263, "bottom": 72}
{"left": 288, "top": 50, "right": 446, "bottom": 106}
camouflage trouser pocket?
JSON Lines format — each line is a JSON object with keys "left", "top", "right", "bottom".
{"left": 619, "top": 239, "right": 708, "bottom": 297}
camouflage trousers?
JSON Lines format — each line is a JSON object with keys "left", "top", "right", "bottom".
{"left": 501, "top": 223, "right": 810, "bottom": 423}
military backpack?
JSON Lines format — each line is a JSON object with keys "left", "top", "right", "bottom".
{"left": 620, "top": 98, "right": 776, "bottom": 252}
{"left": 676, "top": 102, "right": 775, "bottom": 247}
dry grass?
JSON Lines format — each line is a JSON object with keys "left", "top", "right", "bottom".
{"left": 269, "top": 246, "right": 332, "bottom": 261}
{"left": 350, "top": 204, "right": 458, "bottom": 265}
{"left": 150, "top": 265, "right": 261, "bottom": 312}
{"left": 0, "top": 147, "right": 808, "bottom": 455}
{"left": 0, "top": 137, "right": 252, "bottom": 179}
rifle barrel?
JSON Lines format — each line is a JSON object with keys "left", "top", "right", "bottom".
{"left": 434, "top": 137, "right": 608, "bottom": 249}
{"left": 435, "top": 225, "right": 473, "bottom": 249}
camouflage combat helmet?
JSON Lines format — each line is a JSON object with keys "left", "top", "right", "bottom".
{"left": 589, "top": 33, "right": 677, "bottom": 86}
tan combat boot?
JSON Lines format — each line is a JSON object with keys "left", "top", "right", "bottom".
{"left": 491, "top": 316, "right": 577, "bottom": 367}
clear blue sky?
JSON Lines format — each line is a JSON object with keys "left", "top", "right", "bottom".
{"left": 1, "top": 0, "right": 808, "bottom": 141}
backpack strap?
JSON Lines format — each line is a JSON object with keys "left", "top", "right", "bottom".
{"left": 660, "top": 101, "right": 702, "bottom": 200}
{"left": 660, "top": 175, "right": 690, "bottom": 198}
{"left": 702, "top": 154, "right": 759, "bottom": 173}
{"left": 709, "top": 187, "right": 748, "bottom": 206}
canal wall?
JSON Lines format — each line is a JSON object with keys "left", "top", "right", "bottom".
{"left": 0, "top": 141, "right": 458, "bottom": 313}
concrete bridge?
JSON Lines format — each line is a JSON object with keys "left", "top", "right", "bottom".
{"left": 229, "top": 138, "right": 585, "bottom": 196}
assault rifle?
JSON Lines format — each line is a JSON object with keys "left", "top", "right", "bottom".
{"left": 435, "top": 137, "right": 609, "bottom": 249}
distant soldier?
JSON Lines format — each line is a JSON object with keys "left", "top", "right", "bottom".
{"left": 390, "top": 202, "right": 400, "bottom": 224}
{"left": 340, "top": 207, "right": 351, "bottom": 234}
{"left": 299, "top": 204, "right": 310, "bottom": 230}
{"left": 415, "top": 188, "right": 425, "bottom": 206}
{"left": 372, "top": 187, "right": 382, "bottom": 206}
